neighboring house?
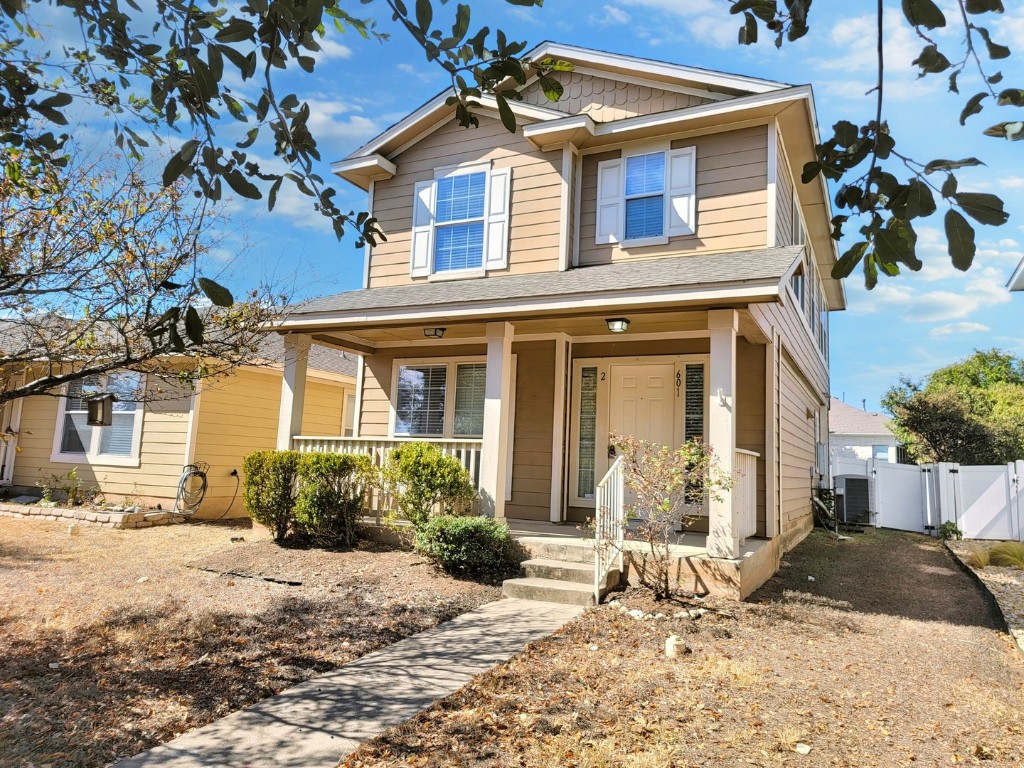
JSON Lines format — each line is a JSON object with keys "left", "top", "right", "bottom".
{"left": 0, "top": 338, "right": 357, "bottom": 517}
{"left": 1010, "top": 255, "right": 1024, "bottom": 292}
{"left": 271, "top": 42, "right": 846, "bottom": 595}
{"left": 828, "top": 397, "right": 901, "bottom": 464}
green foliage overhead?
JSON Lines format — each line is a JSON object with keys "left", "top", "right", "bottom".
{"left": 882, "top": 350, "right": 1024, "bottom": 464}
{"left": 730, "top": 0, "right": 1018, "bottom": 288}
{"left": 0, "top": 0, "right": 549, "bottom": 244}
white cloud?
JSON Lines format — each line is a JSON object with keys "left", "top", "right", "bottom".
{"left": 999, "top": 239, "right": 1020, "bottom": 248}
{"left": 929, "top": 322, "right": 990, "bottom": 337}
{"left": 397, "top": 62, "right": 442, "bottom": 84}
{"left": 313, "top": 38, "right": 353, "bottom": 63}
{"left": 617, "top": 0, "right": 738, "bottom": 49}
{"left": 591, "top": 4, "right": 632, "bottom": 26}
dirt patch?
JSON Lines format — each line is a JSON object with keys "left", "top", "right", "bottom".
{"left": 344, "top": 529, "right": 1024, "bottom": 768}
{"left": 0, "top": 517, "right": 499, "bottom": 768}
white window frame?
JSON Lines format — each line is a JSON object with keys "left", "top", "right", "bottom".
{"left": 595, "top": 141, "right": 697, "bottom": 248}
{"left": 410, "top": 161, "right": 512, "bottom": 281}
{"left": 568, "top": 355, "right": 709, "bottom": 508}
{"left": 787, "top": 189, "right": 830, "bottom": 364}
{"left": 388, "top": 356, "right": 491, "bottom": 439}
{"left": 50, "top": 373, "right": 146, "bottom": 467}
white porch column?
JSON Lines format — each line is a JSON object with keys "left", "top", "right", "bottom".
{"left": 480, "top": 322, "right": 514, "bottom": 519}
{"left": 276, "top": 334, "right": 311, "bottom": 450}
{"left": 707, "top": 309, "right": 739, "bottom": 559}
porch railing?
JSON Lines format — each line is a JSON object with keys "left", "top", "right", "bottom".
{"left": 594, "top": 455, "right": 626, "bottom": 604}
{"left": 290, "top": 436, "right": 483, "bottom": 523}
{"left": 735, "top": 449, "right": 760, "bottom": 543}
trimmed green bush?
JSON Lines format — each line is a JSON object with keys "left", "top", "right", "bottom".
{"left": 294, "top": 452, "right": 371, "bottom": 546}
{"left": 415, "top": 515, "right": 518, "bottom": 577}
{"left": 243, "top": 450, "right": 300, "bottom": 541}
{"left": 383, "top": 442, "right": 475, "bottom": 530}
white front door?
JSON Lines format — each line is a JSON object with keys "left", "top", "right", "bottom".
{"left": 608, "top": 363, "right": 677, "bottom": 451}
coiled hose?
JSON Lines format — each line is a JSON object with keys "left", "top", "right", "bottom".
{"left": 173, "top": 461, "right": 209, "bottom": 517}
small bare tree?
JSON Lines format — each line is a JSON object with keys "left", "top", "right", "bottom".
{"left": 0, "top": 150, "right": 279, "bottom": 405}
{"left": 612, "top": 433, "right": 731, "bottom": 599}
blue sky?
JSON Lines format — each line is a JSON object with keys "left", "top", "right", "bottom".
{"left": 38, "top": 1, "right": 1024, "bottom": 411}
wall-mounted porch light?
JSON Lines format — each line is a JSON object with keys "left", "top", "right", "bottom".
{"left": 605, "top": 318, "right": 630, "bottom": 333}
{"left": 86, "top": 393, "right": 117, "bottom": 427}
{"left": 423, "top": 327, "right": 446, "bottom": 339}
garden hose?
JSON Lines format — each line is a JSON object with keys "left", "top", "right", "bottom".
{"left": 173, "top": 461, "right": 209, "bottom": 517}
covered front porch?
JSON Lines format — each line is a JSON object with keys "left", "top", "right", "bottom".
{"left": 275, "top": 304, "right": 779, "bottom": 567}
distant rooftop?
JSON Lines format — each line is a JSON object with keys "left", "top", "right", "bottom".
{"left": 829, "top": 397, "right": 893, "bottom": 436}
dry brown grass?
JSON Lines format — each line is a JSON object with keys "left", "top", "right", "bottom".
{"left": 0, "top": 517, "right": 499, "bottom": 768}
{"left": 990, "top": 541, "right": 1024, "bottom": 570}
{"left": 967, "top": 547, "right": 992, "bottom": 569}
{"left": 344, "top": 529, "right": 1024, "bottom": 768}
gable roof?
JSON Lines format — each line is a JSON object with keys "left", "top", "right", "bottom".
{"left": 829, "top": 397, "right": 894, "bottom": 436}
{"left": 278, "top": 246, "right": 803, "bottom": 329}
{"left": 255, "top": 332, "right": 358, "bottom": 378}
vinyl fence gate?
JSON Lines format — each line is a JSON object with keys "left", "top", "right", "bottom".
{"left": 830, "top": 458, "right": 1024, "bottom": 542}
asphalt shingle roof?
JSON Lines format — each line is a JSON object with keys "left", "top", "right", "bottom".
{"left": 829, "top": 397, "right": 893, "bottom": 436}
{"left": 289, "top": 246, "right": 803, "bottom": 317}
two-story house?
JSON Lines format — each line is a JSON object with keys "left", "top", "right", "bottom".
{"left": 271, "top": 43, "right": 845, "bottom": 598}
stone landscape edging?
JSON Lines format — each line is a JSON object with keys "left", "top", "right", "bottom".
{"left": 945, "top": 541, "right": 1024, "bottom": 658}
{"left": 0, "top": 501, "right": 182, "bottom": 529}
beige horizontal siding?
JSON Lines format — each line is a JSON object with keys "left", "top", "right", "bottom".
{"left": 519, "top": 71, "right": 712, "bottom": 122}
{"left": 192, "top": 369, "right": 352, "bottom": 517}
{"left": 367, "top": 116, "right": 562, "bottom": 288}
{"left": 776, "top": 131, "right": 795, "bottom": 246}
{"left": 11, "top": 381, "right": 192, "bottom": 503}
{"left": 578, "top": 125, "right": 769, "bottom": 266}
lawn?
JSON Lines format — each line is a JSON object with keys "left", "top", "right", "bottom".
{"left": 343, "top": 529, "right": 1024, "bottom": 768}
{"left": 0, "top": 517, "right": 500, "bottom": 768}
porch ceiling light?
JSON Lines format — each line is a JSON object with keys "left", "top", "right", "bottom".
{"left": 605, "top": 317, "right": 630, "bottom": 333}
{"left": 423, "top": 327, "right": 446, "bottom": 339}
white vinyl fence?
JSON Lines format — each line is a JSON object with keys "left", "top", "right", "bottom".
{"left": 831, "top": 457, "right": 1024, "bottom": 541}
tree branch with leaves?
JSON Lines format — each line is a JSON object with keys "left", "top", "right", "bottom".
{"left": 731, "top": 0, "right": 1018, "bottom": 288}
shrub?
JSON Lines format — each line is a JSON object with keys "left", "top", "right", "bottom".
{"left": 243, "top": 450, "right": 300, "bottom": 541}
{"left": 383, "top": 442, "right": 475, "bottom": 530}
{"left": 294, "top": 453, "right": 371, "bottom": 546}
{"left": 415, "top": 515, "right": 519, "bottom": 577}
{"left": 990, "top": 541, "right": 1024, "bottom": 569}
{"left": 937, "top": 521, "right": 963, "bottom": 541}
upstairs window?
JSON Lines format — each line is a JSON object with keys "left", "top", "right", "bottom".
{"left": 596, "top": 143, "right": 696, "bottom": 247}
{"left": 52, "top": 372, "right": 144, "bottom": 466}
{"left": 410, "top": 164, "right": 511, "bottom": 279}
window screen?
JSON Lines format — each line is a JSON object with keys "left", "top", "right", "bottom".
{"left": 577, "top": 367, "right": 598, "bottom": 498}
{"left": 453, "top": 363, "right": 486, "bottom": 436}
{"left": 60, "top": 376, "right": 99, "bottom": 453}
{"left": 434, "top": 172, "right": 486, "bottom": 272}
{"left": 684, "top": 364, "right": 705, "bottom": 442}
{"left": 624, "top": 152, "right": 665, "bottom": 240}
{"left": 395, "top": 365, "right": 447, "bottom": 436}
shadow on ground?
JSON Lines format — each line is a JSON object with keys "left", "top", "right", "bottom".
{"left": 751, "top": 528, "right": 1004, "bottom": 629}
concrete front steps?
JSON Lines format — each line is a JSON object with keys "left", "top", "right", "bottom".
{"left": 502, "top": 555, "right": 620, "bottom": 607}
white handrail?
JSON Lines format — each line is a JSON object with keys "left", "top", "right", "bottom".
{"left": 594, "top": 455, "right": 626, "bottom": 604}
{"left": 735, "top": 449, "right": 760, "bottom": 543}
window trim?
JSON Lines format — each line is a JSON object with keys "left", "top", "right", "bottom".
{"left": 50, "top": 373, "right": 146, "bottom": 468}
{"left": 595, "top": 141, "right": 697, "bottom": 248}
{"left": 568, "top": 354, "right": 709, "bottom": 508}
{"left": 410, "top": 161, "right": 511, "bottom": 281}
{"left": 388, "top": 356, "right": 488, "bottom": 439}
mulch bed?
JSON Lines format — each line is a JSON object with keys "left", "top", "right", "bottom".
{"left": 344, "top": 528, "right": 1024, "bottom": 768}
{"left": 0, "top": 517, "right": 499, "bottom": 768}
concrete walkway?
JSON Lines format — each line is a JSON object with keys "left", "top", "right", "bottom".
{"left": 115, "top": 598, "right": 582, "bottom": 768}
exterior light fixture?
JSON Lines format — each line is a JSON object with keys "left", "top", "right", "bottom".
{"left": 86, "top": 393, "right": 117, "bottom": 427}
{"left": 605, "top": 318, "right": 630, "bottom": 333}
{"left": 423, "top": 327, "right": 446, "bottom": 339}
